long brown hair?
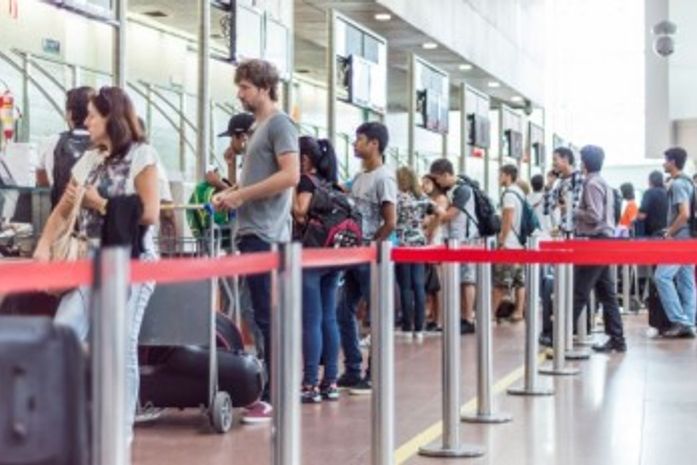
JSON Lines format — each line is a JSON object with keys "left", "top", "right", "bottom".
{"left": 397, "top": 166, "right": 421, "bottom": 197}
{"left": 91, "top": 86, "right": 145, "bottom": 160}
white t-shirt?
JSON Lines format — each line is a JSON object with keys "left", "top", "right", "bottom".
{"left": 501, "top": 184, "right": 525, "bottom": 249}
{"left": 71, "top": 143, "right": 159, "bottom": 195}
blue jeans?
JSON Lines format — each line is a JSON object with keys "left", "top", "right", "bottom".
{"left": 237, "top": 235, "right": 272, "bottom": 400}
{"left": 654, "top": 264, "right": 696, "bottom": 327}
{"left": 337, "top": 265, "right": 371, "bottom": 377}
{"left": 395, "top": 263, "right": 426, "bottom": 332}
{"left": 302, "top": 268, "right": 340, "bottom": 386}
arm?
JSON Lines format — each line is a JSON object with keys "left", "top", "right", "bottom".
{"left": 293, "top": 192, "right": 312, "bottom": 224}
{"left": 499, "top": 207, "right": 514, "bottom": 247}
{"left": 574, "top": 184, "right": 605, "bottom": 225}
{"left": 666, "top": 202, "right": 690, "bottom": 237}
{"left": 33, "top": 180, "right": 80, "bottom": 260}
{"left": 373, "top": 201, "right": 396, "bottom": 242}
{"left": 224, "top": 145, "right": 237, "bottom": 186}
{"left": 133, "top": 165, "right": 161, "bottom": 225}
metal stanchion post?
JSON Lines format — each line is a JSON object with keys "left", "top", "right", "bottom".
{"left": 622, "top": 264, "right": 631, "bottom": 314}
{"left": 462, "top": 238, "right": 512, "bottom": 424}
{"left": 575, "top": 304, "right": 595, "bottom": 346}
{"left": 91, "top": 247, "right": 131, "bottom": 465}
{"left": 272, "top": 243, "right": 302, "bottom": 465}
{"left": 539, "top": 263, "right": 579, "bottom": 376}
{"left": 420, "top": 240, "right": 485, "bottom": 458}
{"left": 371, "top": 241, "right": 396, "bottom": 465}
{"left": 508, "top": 236, "right": 555, "bottom": 396}
{"left": 565, "top": 263, "right": 590, "bottom": 360}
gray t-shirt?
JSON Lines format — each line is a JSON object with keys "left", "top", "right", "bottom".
{"left": 667, "top": 175, "right": 694, "bottom": 239}
{"left": 237, "top": 112, "right": 298, "bottom": 243}
{"left": 444, "top": 181, "right": 477, "bottom": 242}
{"left": 350, "top": 165, "right": 397, "bottom": 242}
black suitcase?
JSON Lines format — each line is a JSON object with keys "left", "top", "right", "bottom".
{"left": 0, "top": 317, "right": 89, "bottom": 465}
{"left": 647, "top": 279, "right": 671, "bottom": 332}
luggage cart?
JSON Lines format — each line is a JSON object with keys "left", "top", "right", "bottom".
{"left": 138, "top": 205, "right": 235, "bottom": 433}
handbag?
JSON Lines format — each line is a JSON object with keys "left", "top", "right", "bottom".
{"left": 49, "top": 185, "right": 89, "bottom": 261}
{"left": 424, "top": 264, "right": 441, "bottom": 294}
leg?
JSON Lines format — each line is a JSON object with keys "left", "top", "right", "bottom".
{"left": 594, "top": 266, "right": 624, "bottom": 342}
{"left": 541, "top": 271, "right": 554, "bottom": 337}
{"left": 673, "top": 265, "right": 696, "bottom": 326}
{"left": 54, "top": 287, "right": 91, "bottom": 342}
{"left": 302, "top": 270, "right": 322, "bottom": 387}
{"left": 320, "top": 270, "right": 341, "bottom": 384}
{"left": 572, "top": 265, "right": 603, "bottom": 333}
{"left": 512, "top": 265, "right": 526, "bottom": 318}
{"left": 411, "top": 264, "right": 427, "bottom": 332}
{"left": 654, "top": 265, "right": 685, "bottom": 325}
{"left": 337, "top": 268, "right": 364, "bottom": 377}
{"left": 492, "top": 264, "right": 510, "bottom": 320}
{"left": 395, "top": 264, "right": 415, "bottom": 332}
{"left": 461, "top": 263, "right": 476, "bottom": 323}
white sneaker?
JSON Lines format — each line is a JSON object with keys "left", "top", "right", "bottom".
{"left": 414, "top": 332, "right": 424, "bottom": 343}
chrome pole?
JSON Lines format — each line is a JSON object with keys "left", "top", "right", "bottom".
{"left": 272, "top": 243, "right": 302, "bottom": 465}
{"left": 196, "top": 0, "right": 211, "bottom": 181}
{"left": 539, "top": 263, "right": 579, "bottom": 376}
{"left": 462, "top": 238, "right": 512, "bottom": 424}
{"left": 459, "top": 83, "right": 468, "bottom": 174}
{"left": 326, "top": 9, "right": 337, "bottom": 149}
{"left": 371, "top": 241, "right": 395, "bottom": 465}
{"left": 113, "top": 0, "right": 127, "bottom": 88}
{"left": 622, "top": 264, "right": 631, "bottom": 314}
{"left": 508, "top": 236, "right": 555, "bottom": 396}
{"left": 91, "top": 247, "right": 130, "bottom": 465}
{"left": 420, "top": 240, "right": 485, "bottom": 458}
{"left": 407, "top": 53, "right": 416, "bottom": 170}
{"left": 565, "top": 262, "right": 590, "bottom": 360}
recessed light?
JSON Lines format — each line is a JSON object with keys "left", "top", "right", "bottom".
{"left": 422, "top": 42, "right": 438, "bottom": 50}
{"left": 375, "top": 13, "right": 392, "bottom": 21}
{"left": 487, "top": 81, "right": 501, "bottom": 88}
{"left": 511, "top": 95, "right": 524, "bottom": 103}
{"left": 458, "top": 64, "right": 473, "bottom": 71}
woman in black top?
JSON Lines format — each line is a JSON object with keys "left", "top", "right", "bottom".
{"left": 293, "top": 136, "right": 342, "bottom": 403}
{"left": 637, "top": 170, "right": 668, "bottom": 237}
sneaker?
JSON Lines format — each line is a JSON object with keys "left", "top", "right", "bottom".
{"left": 349, "top": 377, "right": 372, "bottom": 396}
{"left": 241, "top": 400, "right": 273, "bottom": 424}
{"left": 320, "top": 383, "right": 340, "bottom": 401}
{"left": 414, "top": 332, "right": 424, "bottom": 343}
{"left": 460, "top": 319, "right": 475, "bottom": 335}
{"left": 592, "top": 339, "right": 627, "bottom": 353}
{"left": 337, "top": 372, "right": 363, "bottom": 390}
{"left": 301, "top": 386, "right": 322, "bottom": 404}
{"left": 425, "top": 321, "right": 442, "bottom": 332}
{"left": 396, "top": 330, "right": 414, "bottom": 341}
{"left": 663, "top": 323, "right": 695, "bottom": 338}
{"left": 538, "top": 334, "right": 553, "bottom": 348}
{"left": 134, "top": 402, "right": 164, "bottom": 424}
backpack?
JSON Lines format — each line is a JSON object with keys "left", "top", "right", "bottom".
{"left": 456, "top": 175, "right": 501, "bottom": 237}
{"left": 503, "top": 188, "right": 540, "bottom": 247}
{"left": 51, "top": 130, "right": 91, "bottom": 208}
{"left": 671, "top": 174, "right": 697, "bottom": 237}
{"left": 299, "top": 176, "right": 363, "bottom": 248}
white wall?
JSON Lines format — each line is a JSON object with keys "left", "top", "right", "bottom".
{"left": 646, "top": 0, "right": 671, "bottom": 159}
{"left": 669, "top": 0, "right": 697, "bottom": 120}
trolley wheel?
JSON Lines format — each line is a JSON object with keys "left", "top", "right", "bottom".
{"left": 210, "top": 391, "right": 234, "bottom": 433}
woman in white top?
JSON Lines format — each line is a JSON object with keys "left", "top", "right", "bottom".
{"left": 421, "top": 174, "right": 449, "bottom": 331}
{"left": 34, "top": 86, "right": 160, "bottom": 442}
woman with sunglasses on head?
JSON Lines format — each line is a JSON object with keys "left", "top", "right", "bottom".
{"left": 34, "top": 86, "right": 161, "bottom": 442}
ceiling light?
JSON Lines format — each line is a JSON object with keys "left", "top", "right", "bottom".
{"left": 458, "top": 64, "right": 473, "bottom": 71}
{"left": 374, "top": 13, "right": 392, "bottom": 21}
{"left": 511, "top": 95, "right": 524, "bottom": 103}
{"left": 487, "top": 81, "right": 501, "bottom": 88}
{"left": 422, "top": 42, "right": 438, "bottom": 50}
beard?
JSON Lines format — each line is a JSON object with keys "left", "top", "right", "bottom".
{"left": 240, "top": 99, "right": 256, "bottom": 113}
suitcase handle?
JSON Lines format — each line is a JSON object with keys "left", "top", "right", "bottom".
{"left": 11, "top": 365, "right": 30, "bottom": 440}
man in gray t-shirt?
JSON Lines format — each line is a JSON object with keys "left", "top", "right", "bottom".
{"left": 213, "top": 59, "right": 299, "bottom": 420}
{"left": 350, "top": 164, "right": 397, "bottom": 243}
{"left": 655, "top": 147, "right": 697, "bottom": 338}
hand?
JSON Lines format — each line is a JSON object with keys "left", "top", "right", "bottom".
{"left": 63, "top": 182, "right": 80, "bottom": 206}
{"left": 205, "top": 169, "right": 222, "bottom": 186}
{"left": 83, "top": 185, "right": 106, "bottom": 212}
{"left": 212, "top": 190, "right": 244, "bottom": 211}
{"left": 33, "top": 243, "right": 50, "bottom": 262}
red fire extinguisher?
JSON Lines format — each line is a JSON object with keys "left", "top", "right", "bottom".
{"left": 0, "top": 90, "right": 15, "bottom": 142}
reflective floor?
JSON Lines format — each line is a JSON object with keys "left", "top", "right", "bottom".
{"left": 133, "top": 315, "right": 697, "bottom": 465}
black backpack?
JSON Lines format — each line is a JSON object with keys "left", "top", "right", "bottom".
{"left": 51, "top": 130, "right": 91, "bottom": 208}
{"left": 299, "top": 176, "right": 363, "bottom": 248}
{"left": 503, "top": 188, "right": 540, "bottom": 247}
{"left": 672, "top": 174, "right": 697, "bottom": 237}
{"left": 456, "top": 175, "right": 501, "bottom": 237}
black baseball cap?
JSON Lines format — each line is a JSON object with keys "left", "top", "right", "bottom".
{"left": 218, "top": 112, "right": 254, "bottom": 137}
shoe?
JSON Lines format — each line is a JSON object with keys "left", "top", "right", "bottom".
{"left": 242, "top": 400, "right": 273, "bottom": 424}
{"left": 134, "top": 402, "right": 164, "bottom": 424}
{"left": 414, "top": 332, "right": 424, "bottom": 343}
{"left": 425, "top": 321, "right": 442, "bottom": 332}
{"left": 592, "top": 339, "right": 627, "bottom": 353}
{"left": 337, "top": 372, "right": 363, "bottom": 390}
{"left": 320, "top": 383, "right": 340, "bottom": 401}
{"left": 663, "top": 323, "right": 695, "bottom": 338}
{"left": 538, "top": 334, "right": 553, "bottom": 348}
{"left": 359, "top": 334, "right": 371, "bottom": 348}
{"left": 349, "top": 377, "right": 372, "bottom": 396}
{"left": 397, "top": 331, "right": 414, "bottom": 341}
{"left": 301, "top": 386, "right": 322, "bottom": 404}
{"left": 460, "top": 319, "right": 475, "bottom": 335}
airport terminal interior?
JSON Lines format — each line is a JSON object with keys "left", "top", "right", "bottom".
{"left": 2, "top": 1, "right": 697, "bottom": 464}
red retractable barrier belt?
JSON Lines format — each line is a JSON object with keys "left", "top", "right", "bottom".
{"left": 540, "top": 239, "right": 697, "bottom": 252}
{"left": 131, "top": 251, "right": 279, "bottom": 285}
{"left": 0, "top": 260, "right": 92, "bottom": 293}
{"left": 302, "top": 246, "right": 377, "bottom": 269}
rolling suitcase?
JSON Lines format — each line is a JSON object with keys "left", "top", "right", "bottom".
{"left": 0, "top": 317, "right": 89, "bottom": 465}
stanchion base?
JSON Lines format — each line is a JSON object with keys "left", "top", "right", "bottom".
{"left": 574, "top": 336, "right": 596, "bottom": 346}
{"left": 565, "top": 349, "right": 591, "bottom": 360}
{"left": 507, "top": 385, "right": 555, "bottom": 396}
{"left": 538, "top": 365, "right": 580, "bottom": 376}
{"left": 461, "top": 412, "right": 513, "bottom": 424}
{"left": 418, "top": 443, "right": 485, "bottom": 458}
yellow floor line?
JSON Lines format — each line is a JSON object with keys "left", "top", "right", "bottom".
{"left": 394, "top": 356, "right": 544, "bottom": 464}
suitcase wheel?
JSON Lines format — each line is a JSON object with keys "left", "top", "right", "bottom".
{"left": 210, "top": 391, "right": 234, "bottom": 434}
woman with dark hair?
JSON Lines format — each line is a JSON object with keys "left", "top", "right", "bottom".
{"left": 33, "top": 86, "right": 161, "bottom": 441}
{"left": 619, "top": 182, "right": 638, "bottom": 228}
{"left": 637, "top": 170, "right": 668, "bottom": 237}
{"left": 293, "top": 136, "right": 342, "bottom": 403}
